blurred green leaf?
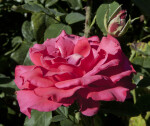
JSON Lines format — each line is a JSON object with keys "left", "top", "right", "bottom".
{"left": 22, "top": 2, "right": 44, "bottom": 12}
{"left": 60, "top": 119, "right": 75, "bottom": 126}
{"left": 133, "top": 72, "right": 144, "bottom": 85}
{"left": 22, "top": 2, "right": 64, "bottom": 16}
{"left": 65, "top": 12, "right": 85, "bottom": 24}
{"left": 11, "top": 42, "right": 33, "bottom": 64}
{"left": 132, "top": 0, "right": 150, "bottom": 17}
{"left": 130, "top": 42, "right": 150, "bottom": 56}
{"left": 31, "top": 12, "right": 46, "bottom": 43}
{"left": 45, "top": 0, "right": 58, "bottom": 7}
{"left": 11, "top": 36, "right": 22, "bottom": 47}
{"left": 56, "top": 106, "right": 68, "bottom": 117}
{"left": 22, "top": 21, "right": 34, "bottom": 42}
{"left": 96, "top": 1, "right": 119, "bottom": 35}
{"left": 51, "top": 115, "right": 66, "bottom": 122}
{"left": 24, "top": 0, "right": 38, "bottom": 3}
{"left": 129, "top": 115, "right": 146, "bottom": 126}
{"left": 132, "top": 56, "right": 150, "bottom": 68}
{"left": 23, "top": 51, "right": 34, "bottom": 65}
{"left": 63, "top": 0, "right": 82, "bottom": 10}
{"left": 45, "top": 15, "right": 58, "bottom": 27}
{"left": 24, "top": 110, "right": 52, "bottom": 126}
{"left": 46, "top": 8, "right": 65, "bottom": 17}
{"left": 0, "top": 80, "right": 17, "bottom": 89}
{"left": 44, "top": 23, "right": 72, "bottom": 40}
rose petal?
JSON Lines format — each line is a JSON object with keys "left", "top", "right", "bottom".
{"left": 17, "top": 90, "right": 62, "bottom": 118}
{"left": 55, "top": 78, "right": 81, "bottom": 88}
{"left": 74, "top": 37, "right": 91, "bottom": 57}
{"left": 20, "top": 66, "right": 55, "bottom": 88}
{"left": 67, "top": 53, "right": 83, "bottom": 66}
{"left": 56, "top": 37, "right": 75, "bottom": 58}
{"left": 34, "top": 86, "right": 82, "bottom": 102}
{"left": 14, "top": 65, "right": 35, "bottom": 89}
{"left": 88, "top": 36, "right": 100, "bottom": 43}
{"left": 78, "top": 97, "right": 99, "bottom": 116}
{"left": 87, "top": 86, "right": 129, "bottom": 102}
{"left": 29, "top": 44, "right": 47, "bottom": 66}
{"left": 98, "top": 35, "right": 121, "bottom": 55}
{"left": 58, "top": 64, "right": 85, "bottom": 78}
{"left": 110, "top": 70, "right": 133, "bottom": 83}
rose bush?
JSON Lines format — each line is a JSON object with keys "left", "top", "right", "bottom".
{"left": 14, "top": 30, "right": 135, "bottom": 118}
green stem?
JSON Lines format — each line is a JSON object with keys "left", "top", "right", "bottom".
{"left": 140, "top": 34, "right": 150, "bottom": 41}
{"left": 131, "top": 17, "right": 140, "bottom": 23}
{"left": 89, "top": 15, "right": 96, "bottom": 29}
{"left": 84, "top": 0, "right": 92, "bottom": 38}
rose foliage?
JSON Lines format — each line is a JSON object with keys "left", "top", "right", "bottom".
{"left": 14, "top": 30, "right": 135, "bottom": 118}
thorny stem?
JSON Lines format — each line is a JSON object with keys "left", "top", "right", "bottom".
{"left": 84, "top": 0, "right": 92, "bottom": 38}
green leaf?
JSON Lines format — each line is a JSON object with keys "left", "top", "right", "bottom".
{"left": 31, "top": 12, "right": 46, "bottom": 43}
{"left": 0, "top": 76, "right": 18, "bottom": 95}
{"left": 44, "top": 23, "right": 72, "bottom": 40}
{"left": 22, "top": 2, "right": 44, "bottom": 12}
{"left": 130, "top": 41, "right": 150, "bottom": 56}
{"left": 0, "top": 74, "right": 11, "bottom": 84}
{"left": 129, "top": 115, "right": 146, "bottom": 126}
{"left": 22, "top": 21, "right": 34, "bottom": 42}
{"left": 96, "top": 1, "right": 119, "bottom": 35}
{"left": 45, "top": 0, "right": 58, "bottom": 7}
{"left": 132, "top": 56, "right": 150, "bottom": 68}
{"left": 24, "top": 0, "right": 38, "bottom": 3}
{"left": 64, "top": 0, "right": 82, "bottom": 10}
{"left": 24, "top": 110, "right": 52, "bottom": 126}
{"left": 132, "top": 0, "right": 150, "bottom": 17}
{"left": 10, "top": 42, "right": 33, "bottom": 64}
{"left": 56, "top": 106, "right": 68, "bottom": 117}
{"left": 133, "top": 72, "right": 144, "bottom": 85}
{"left": 23, "top": 50, "right": 34, "bottom": 65}
{"left": 60, "top": 119, "right": 75, "bottom": 126}
{"left": 46, "top": 8, "right": 65, "bottom": 17}
{"left": 45, "top": 15, "right": 58, "bottom": 27}
{"left": 51, "top": 115, "right": 66, "bottom": 122}
{"left": 22, "top": 2, "right": 64, "bottom": 16}
{"left": 132, "top": 56, "right": 144, "bottom": 66}
{"left": 0, "top": 80, "right": 18, "bottom": 91}
{"left": 11, "top": 36, "right": 22, "bottom": 47}
{"left": 65, "top": 12, "right": 85, "bottom": 24}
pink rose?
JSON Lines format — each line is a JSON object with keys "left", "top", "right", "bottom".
{"left": 14, "top": 30, "right": 135, "bottom": 118}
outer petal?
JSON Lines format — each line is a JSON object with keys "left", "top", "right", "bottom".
{"left": 17, "top": 90, "right": 62, "bottom": 118}
{"left": 88, "top": 36, "right": 100, "bottom": 43}
{"left": 98, "top": 35, "right": 121, "bottom": 55}
{"left": 14, "top": 65, "right": 35, "bottom": 89}
{"left": 34, "top": 86, "right": 82, "bottom": 102}
{"left": 87, "top": 86, "right": 129, "bottom": 102}
{"left": 20, "top": 66, "right": 55, "bottom": 88}
{"left": 29, "top": 44, "right": 47, "bottom": 66}
{"left": 78, "top": 97, "right": 99, "bottom": 116}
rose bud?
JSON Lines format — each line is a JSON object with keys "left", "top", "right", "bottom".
{"left": 104, "top": 6, "right": 131, "bottom": 37}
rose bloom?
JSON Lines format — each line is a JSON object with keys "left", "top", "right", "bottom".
{"left": 14, "top": 30, "right": 135, "bottom": 118}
